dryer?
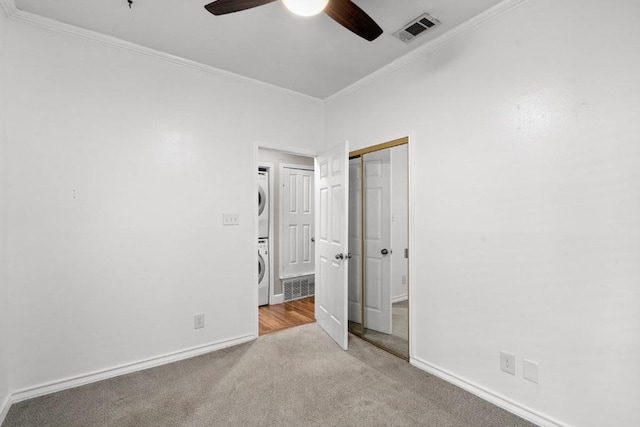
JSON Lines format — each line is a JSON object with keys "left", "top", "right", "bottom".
{"left": 258, "top": 171, "right": 269, "bottom": 238}
{"left": 258, "top": 239, "right": 269, "bottom": 306}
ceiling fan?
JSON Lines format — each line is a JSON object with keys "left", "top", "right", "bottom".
{"left": 204, "top": 0, "right": 384, "bottom": 42}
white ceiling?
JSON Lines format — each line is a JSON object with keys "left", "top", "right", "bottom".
{"left": 13, "top": 0, "right": 504, "bottom": 99}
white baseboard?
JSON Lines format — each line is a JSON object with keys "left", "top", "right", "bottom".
{"left": 392, "top": 294, "right": 408, "bottom": 304}
{"left": 0, "top": 393, "right": 11, "bottom": 426}
{"left": 9, "top": 333, "right": 255, "bottom": 405}
{"left": 410, "top": 356, "right": 567, "bottom": 427}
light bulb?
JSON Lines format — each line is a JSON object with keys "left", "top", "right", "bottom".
{"left": 282, "top": 0, "right": 329, "bottom": 17}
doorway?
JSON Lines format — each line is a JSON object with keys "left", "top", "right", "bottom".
{"left": 254, "top": 139, "right": 410, "bottom": 355}
{"left": 347, "top": 137, "right": 410, "bottom": 359}
{"left": 257, "top": 148, "right": 316, "bottom": 335}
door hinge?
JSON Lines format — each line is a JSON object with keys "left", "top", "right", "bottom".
{"left": 404, "top": 248, "right": 409, "bottom": 259}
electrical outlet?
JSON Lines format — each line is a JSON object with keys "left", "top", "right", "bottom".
{"left": 194, "top": 313, "right": 205, "bottom": 329}
{"left": 523, "top": 359, "right": 539, "bottom": 383}
{"left": 500, "top": 351, "right": 515, "bottom": 375}
{"left": 222, "top": 213, "right": 239, "bottom": 226}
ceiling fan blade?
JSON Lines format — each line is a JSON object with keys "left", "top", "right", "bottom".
{"left": 204, "top": 0, "right": 276, "bottom": 16}
{"left": 324, "top": 0, "right": 383, "bottom": 42}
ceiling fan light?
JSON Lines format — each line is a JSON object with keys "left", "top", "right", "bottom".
{"left": 282, "top": 0, "right": 329, "bottom": 17}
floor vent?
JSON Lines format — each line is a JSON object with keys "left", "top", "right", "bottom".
{"left": 283, "top": 275, "right": 315, "bottom": 302}
{"left": 393, "top": 13, "right": 440, "bottom": 43}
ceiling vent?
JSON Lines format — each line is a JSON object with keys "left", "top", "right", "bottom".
{"left": 393, "top": 13, "right": 441, "bottom": 43}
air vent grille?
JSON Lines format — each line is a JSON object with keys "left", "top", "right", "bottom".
{"left": 420, "top": 17, "right": 436, "bottom": 28}
{"left": 283, "top": 275, "right": 315, "bottom": 302}
{"left": 405, "top": 22, "right": 426, "bottom": 37}
{"left": 393, "top": 13, "right": 440, "bottom": 43}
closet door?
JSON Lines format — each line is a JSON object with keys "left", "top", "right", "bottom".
{"left": 348, "top": 141, "right": 409, "bottom": 360}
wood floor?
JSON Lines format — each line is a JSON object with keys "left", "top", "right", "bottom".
{"left": 259, "top": 296, "right": 315, "bottom": 335}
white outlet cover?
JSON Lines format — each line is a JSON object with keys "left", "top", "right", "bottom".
{"left": 523, "top": 359, "right": 539, "bottom": 383}
{"left": 500, "top": 351, "right": 515, "bottom": 375}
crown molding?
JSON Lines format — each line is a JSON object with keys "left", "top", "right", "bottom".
{"left": 0, "top": 0, "right": 17, "bottom": 17}
{"left": 325, "top": 0, "right": 530, "bottom": 103}
{"left": 0, "top": 0, "right": 322, "bottom": 103}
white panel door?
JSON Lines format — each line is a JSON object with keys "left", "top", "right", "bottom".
{"left": 315, "top": 141, "right": 349, "bottom": 350}
{"left": 363, "top": 149, "right": 392, "bottom": 334}
{"left": 348, "top": 158, "right": 362, "bottom": 323}
{"left": 282, "top": 167, "right": 314, "bottom": 278}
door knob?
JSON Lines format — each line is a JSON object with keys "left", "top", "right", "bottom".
{"left": 311, "top": 237, "right": 315, "bottom": 242}
{"left": 335, "top": 253, "right": 344, "bottom": 260}
{"left": 381, "top": 248, "right": 389, "bottom": 255}
{"left": 346, "top": 253, "right": 353, "bottom": 259}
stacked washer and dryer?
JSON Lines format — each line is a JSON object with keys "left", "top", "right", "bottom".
{"left": 257, "top": 170, "right": 270, "bottom": 306}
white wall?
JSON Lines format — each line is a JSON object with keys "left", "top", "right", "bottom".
{"left": 325, "top": 0, "right": 640, "bottom": 425}
{"left": 0, "top": 4, "right": 11, "bottom": 416}
{"left": 4, "top": 17, "right": 322, "bottom": 393}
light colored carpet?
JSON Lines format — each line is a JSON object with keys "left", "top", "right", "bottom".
{"left": 3, "top": 324, "right": 534, "bottom": 427}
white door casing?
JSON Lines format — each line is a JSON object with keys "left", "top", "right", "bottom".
{"left": 315, "top": 141, "right": 349, "bottom": 350}
{"left": 281, "top": 166, "right": 315, "bottom": 278}
{"left": 363, "top": 149, "right": 392, "bottom": 334}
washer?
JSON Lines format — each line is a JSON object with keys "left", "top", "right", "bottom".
{"left": 258, "top": 171, "right": 269, "bottom": 238}
{"left": 258, "top": 239, "right": 269, "bottom": 306}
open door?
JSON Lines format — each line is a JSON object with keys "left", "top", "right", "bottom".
{"left": 315, "top": 141, "right": 349, "bottom": 350}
